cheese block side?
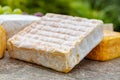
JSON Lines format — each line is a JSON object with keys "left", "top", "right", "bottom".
{"left": 86, "top": 30, "right": 120, "bottom": 61}
{"left": 0, "top": 25, "right": 6, "bottom": 58}
{"left": 7, "top": 41, "right": 71, "bottom": 73}
{"left": 67, "top": 22, "right": 103, "bottom": 70}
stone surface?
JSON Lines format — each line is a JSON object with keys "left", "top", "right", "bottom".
{"left": 0, "top": 52, "right": 120, "bottom": 80}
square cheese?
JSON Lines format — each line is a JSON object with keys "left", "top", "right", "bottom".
{"left": 7, "top": 13, "right": 103, "bottom": 73}
{"left": 86, "top": 30, "right": 120, "bottom": 61}
{"left": 0, "top": 15, "right": 40, "bottom": 39}
{"left": 0, "top": 26, "right": 6, "bottom": 58}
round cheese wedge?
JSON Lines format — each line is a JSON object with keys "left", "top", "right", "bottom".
{"left": 86, "top": 30, "right": 120, "bottom": 61}
{"left": 0, "top": 25, "right": 6, "bottom": 58}
{"left": 0, "top": 15, "right": 40, "bottom": 40}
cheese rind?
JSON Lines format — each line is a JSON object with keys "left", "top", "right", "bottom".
{"left": 0, "top": 15, "right": 40, "bottom": 39}
{"left": 0, "top": 25, "right": 6, "bottom": 58}
{"left": 86, "top": 30, "right": 120, "bottom": 61}
{"left": 7, "top": 13, "right": 103, "bottom": 73}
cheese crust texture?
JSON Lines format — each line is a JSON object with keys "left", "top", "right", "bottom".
{"left": 0, "top": 15, "right": 40, "bottom": 39}
{"left": 86, "top": 30, "right": 120, "bottom": 61}
{"left": 0, "top": 25, "right": 6, "bottom": 58}
{"left": 7, "top": 13, "right": 103, "bottom": 73}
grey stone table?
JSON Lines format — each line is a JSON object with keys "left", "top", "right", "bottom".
{"left": 0, "top": 52, "right": 120, "bottom": 80}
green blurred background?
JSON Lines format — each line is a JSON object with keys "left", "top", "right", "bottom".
{"left": 0, "top": 0, "right": 120, "bottom": 31}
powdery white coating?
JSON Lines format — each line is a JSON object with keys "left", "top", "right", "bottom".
{"left": 8, "top": 13, "right": 103, "bottom": 73}
{"left": 0, "top": 15, "right": 40, "bottom": 39}
{"left": 0, "top": 15, "right": 40, "bottom": 20}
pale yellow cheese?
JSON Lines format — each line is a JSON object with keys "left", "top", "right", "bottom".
{"left": 86, "top": 30, "right": 120, "bottom": 61}
{"left": 0, "top": 25, "right": 6, "bottom": 58}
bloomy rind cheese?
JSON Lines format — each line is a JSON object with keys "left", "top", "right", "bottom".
{"left": 86, "top": 30, "right": 120, "bottom": 61}
{"left": 7, "top": 13, "right": 103, "bottom": 73}
{"left": 0, "top": 15, "right": 40, "bottom": 40}
{"left": 0, "top": 25, "right": 6, "bottom": 58}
